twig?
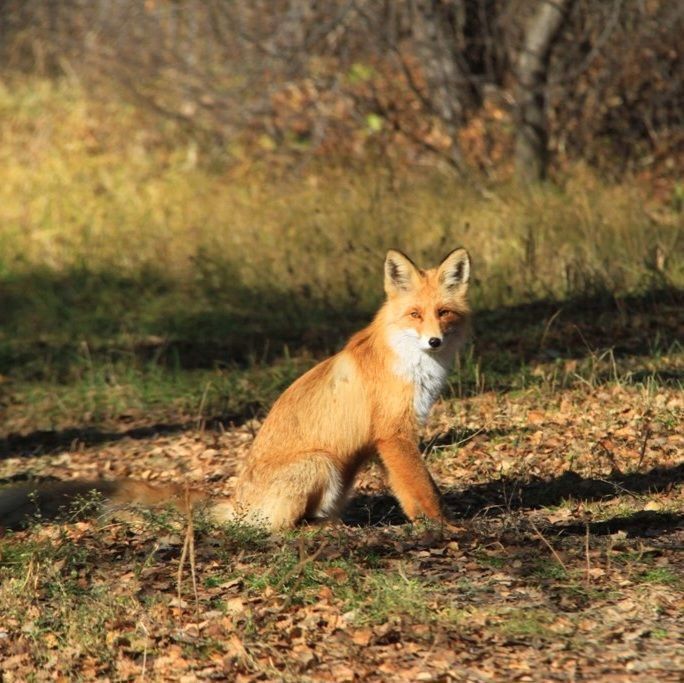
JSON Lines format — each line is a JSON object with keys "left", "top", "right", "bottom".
{"left": 529, "top": 517, "right": 568, "bottom": 573}
{"left": 539, "top": 308, "right": 563, "bottom": 352}
{"left": 274, "top": 539, "right": 327, "bottom": 592}
{"left": 595, "top": 478, "right": 639, "bottom": 500}
{"left": 637, "top": 424, "right": 651, "bottom": 470}
{"left": 177, "top": 487, "right": 199, "bottom": 622}
{"left": 597, "top": 441, "right": 622, "bottom": 475}
{"left": 428, "top": 426, "right": 486, "bottom": 454}
{"left": 549, "top": 0, "right": 624, "bottom": 87}
{"left": 196, "top": 381, "right": 212, "bottom": 432}
{"left": 138, "top": 620, "right": 150, "bottom": 681}
{"left": 584, "top": 522, "right": 591, "bottom": 584}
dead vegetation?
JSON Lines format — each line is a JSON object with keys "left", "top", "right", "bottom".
{"left": 1, "top": 293, "right": 682, "bottom": 681}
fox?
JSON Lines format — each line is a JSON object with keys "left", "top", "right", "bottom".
{"left": 0, "top": 248, "right": 471, "bottom": 532}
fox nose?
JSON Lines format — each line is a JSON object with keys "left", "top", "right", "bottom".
{"left": 428, "top": 337, "right": 442, "bottom": 348}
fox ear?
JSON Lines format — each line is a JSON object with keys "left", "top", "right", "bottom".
{"left": 384, "top": 249, "right": 420, "bottom": 296}
{"left": 438, "top": 248, "right": 470, "bottom": 292}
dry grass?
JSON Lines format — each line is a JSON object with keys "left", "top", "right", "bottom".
{"left": 1, "top": 78, "right": 681, "bottom": 317}
{"left": 0, "top": 76, "right": 681, "bottom": 429}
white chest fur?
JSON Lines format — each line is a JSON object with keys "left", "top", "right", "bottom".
{"left": 388, "top": 331, "right": 454, "bottom": 424}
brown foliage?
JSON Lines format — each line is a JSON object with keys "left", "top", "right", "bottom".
{"left": 0, "top": 0, "right": 680, "bottom": 178}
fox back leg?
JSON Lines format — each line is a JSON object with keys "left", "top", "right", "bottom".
{"left": 220, "top": 454, "right": 343, "bottom": 531}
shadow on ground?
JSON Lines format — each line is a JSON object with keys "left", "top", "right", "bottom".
{"left": 0, "top": 265, "right": 369, "bottom": 377}
{"left": 0, "top": 409, "right": 261, "bottom": 461}
{"left": 1, "top": 263, "right": 682, "bottom": 377}
{"left": 342, "top": 463, "right": 684, "bottom": 539}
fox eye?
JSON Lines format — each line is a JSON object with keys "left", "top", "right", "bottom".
{"left": 438, "top": 309, "right": 452, "bottom": 318}
{"left": 409, "top": 310, "right": 421, "bottom": 319}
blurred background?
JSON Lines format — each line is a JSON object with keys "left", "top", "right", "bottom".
{"left": 0, "top": 0, "right": 681, "bottom": 430}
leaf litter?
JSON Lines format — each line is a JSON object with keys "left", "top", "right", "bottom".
{"left": 0, "top": 380, "right": 682, "bottom": 681}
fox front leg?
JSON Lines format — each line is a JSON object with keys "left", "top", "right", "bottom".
{"left": 375, "top": 436, "right": 444, "bottom": 524}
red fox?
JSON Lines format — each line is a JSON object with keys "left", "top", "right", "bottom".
{"left": 0, "top": 248, "right": 471, "bottom": 531}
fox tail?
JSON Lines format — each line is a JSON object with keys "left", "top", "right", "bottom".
{"left": 0, "top": 479, "right": 232, "bottom": 531}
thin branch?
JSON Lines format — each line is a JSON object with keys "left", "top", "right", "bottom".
{"left": 274, "top": 539, "right": 327, "bottom": 593}
{"left": 637, "top": 425, "right": 651, "bottom": 470}
{"left": 177, "top": 487, "right": 199, "bottom": 622}
{"left": 529, "top": 517, "right": 568, "bottom": 573}
{"left": 549, "top": 0, "right": 624, "bottom": 87}
{"left": 584, "top": 522, "right": 591, "bottom": 584}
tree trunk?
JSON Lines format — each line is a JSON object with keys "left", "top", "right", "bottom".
{"left": 515, "top": 0, "right": 574, "bottom": 183}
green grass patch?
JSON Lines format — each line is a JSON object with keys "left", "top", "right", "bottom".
{"left": 474, "top": 551, "right": 507, "bottom": 569}
{"left": 531, "top": 558, "right": 568, "bottom": 581}
{"left": 637, "top": 567, "right": 681, "bottom": 587}
{"left": 352, "top": 570, "right": 435, "bottom": 625}
{"left": 493, "top": 607, "right": 557, "bottom": 639}
{"left": 1, "top": 353, "right": 313, "bottom": 432}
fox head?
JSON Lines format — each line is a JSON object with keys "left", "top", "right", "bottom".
{"left": 383, "top": 248, "right": 471, "bottom": 354}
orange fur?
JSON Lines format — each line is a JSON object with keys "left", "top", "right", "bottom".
{"left": 216, "top": 247, "right": 472, "bottom": 529}
{"left": 0, "top": 249, "right": 471, "bottom": 532}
